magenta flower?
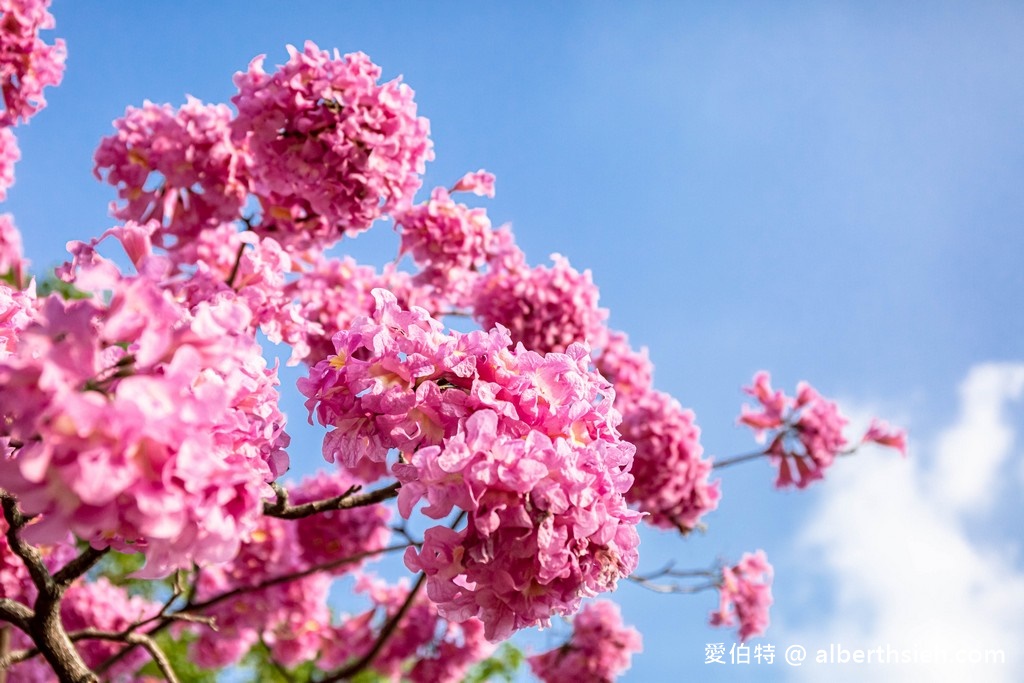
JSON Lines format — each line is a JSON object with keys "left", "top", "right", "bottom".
{"left": 94, "top": 98, "right": 250, "bottom": 246}
{"left": 738, "top": 371, "right": 848, "bottom": 488}
{"left": 709, "top": 550, "right": 773, "bottom": 642}
{"left": 528, "top": 600, "right": 642, "bottom": 683}
{"left": 232, "top": 42, "right": 433, "bottom": 249}
{"left": 474, "top": 253, "right": 609, "bottom": 355}
{"left": 862, "top": 417, "right": 908, "bottom": 456}
{"left": 0, "top": 0, "right": 66, "bottom": 126}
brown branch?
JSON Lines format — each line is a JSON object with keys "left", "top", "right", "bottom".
{"left": 1, "top": 493, "right": 99, "bottom": 681}
{"left": 318, "top": 510, "right": 465, "bottom": 682}
{"left": 1, "top": 494, "right": 50, "bottom": 593}
{"left": 126, "top": 632, "right": 179, "bottom": 683}
{"left": 627, "top": 574, "right": 719, "bottom": 595}
{"left": 52, "top": 546, "right": 109, "bottom": 588}
{"left": 0, "top": 599, "right": 32, "bottom": 632}
{"left": 319, "top": 572, "right": 427, "bottom": 683}
{"left": 263, "top": 481, "right": 401, "bottom": 520}
{"left": 188, "top": 542, "right": 410, "bottom": 614}
{"left": 0, "top": 626, "right": 8, "bottom": 683}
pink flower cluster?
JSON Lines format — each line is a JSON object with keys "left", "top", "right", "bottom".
{"left": 301, "top": 290, "right": 640, "bottom": 640}
{"left": 93, "top": 98, "right": 249, "bottom": 245}
{"left": 597, "top": 332, "right": 719, "bottom": 531}
{"left": 739, "top": 371, "right": 850, "bottom": 488}
{"left": 619, "top": 390, "right": 720, "bottom": 532}
{"left": 0, "top": 0, "right": 65, "bottom": 126}
{"left": 232, "top": 42, "right": 433, "bottom": 249}
{"left": 396, "top": 183, "right": 497, "bottom": 308}
{"left": 0, "top": 125, "right": 18, "bottom": 200}
{"left": 0, "top": 275, "right": 289, "bottom": 577}
{"left": 286, "top": 253, "right": 423, "bottom": 366}
{"left": 709, "top": 550, "right": 773, "bottom": 642}
{"left": 320, "top": 573, "right": 495, "bottom": 682}
{"left": 474, "top": 253, "right": 609, "bottom": 355}
{"left": 190, "top": 513, "right": 332, "bottom": 668}
{"left": 528, "top": 600, "right": 642, "bottom": 683}
{"left": 739, "top": 372, "right": 907, "bottom": 488}
{"left": 288, "top": 470, "right": 392, "bottom": 572}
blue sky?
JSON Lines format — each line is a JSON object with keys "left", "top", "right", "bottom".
{"left": 9, "top": 2, "right": 1024, "bottom": 680}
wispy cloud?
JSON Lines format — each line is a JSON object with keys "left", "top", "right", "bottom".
{"left": 782, "top": 363, "right": 1024, "bottom": 682}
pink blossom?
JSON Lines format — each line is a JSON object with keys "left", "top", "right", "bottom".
{"left": 738, "top": 371, "right": 848, "bottom": 489}
{"left": 0, "top": 0, "right": 66, "bottom": 125}
{"left": 0, "top": 276, "right": 32, "bottom": 359}
{"left": 319, "top": 574, "right": 495, "bottom": 681}
{"left": 396, "top": 185, "right": 496, "bottom": 309}
{"left": 232, "top": 42, "right": 433, "bottom": 249}
{"left": 60, "top": 577, "right": 161, "bottom": 676}
{"left": 0, "top": 276, "right": 288, "bottom": 576}
{"left": 474, "top": 253, "right": 609, "bottom": 355}
{"left": 93, "top": 98, "right": 249, "bottom": 246}
{"left": 619, "top": 389, "right": 720, "bottom": 532}
{"left": 287, "top": 470, "right": 392, "bottom": 572}
{"left": 190, "top": 514, "right": 330, "bottom": 668}
{"left": 528, "top": 600, "right": 642, "bottom": 683}
{"left": 862, "top": 417, "right": 908, "bottom": 456}
{"left": 709, "top": 550, "right": 773, "bottom": 641}
{"left": 451, "top": 168, "right": 496, "bottom": 197}
{"left": 595, "top": 331, "right": 654, "bottom": 407}
{"left": 302, "top": 291, "right": 640, "bottom": 639}
{"left": 286, "top": 254, "right": 432, "bottom": 366}
{"left": 0, "top": 126, "right": 18, "bottom": 200}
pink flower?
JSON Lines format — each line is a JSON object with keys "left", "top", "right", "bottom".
{"left": 738, "top": 372, "right": 848, "bottom": 489}
{"left": 528, "top": 600, "right": 642, "bottom": 683}
{"left": 232, "top": 42, "right": 433, "bottom": 250}
{"left": 302, "top": 291, "right": 640, "bottom": 640}
{"left": 451, "top": 168, "right": 496, "bottom": 197}
{"left": 0, "top": 0, "right": 66, "bottom": 125}
{"left": 595, "top": 331, "right": 654, "bottom": 407}
{"left": 862, "top": 417, "right": 908, "bottom": 456}
{"left": 474, "top": 253, "right": 609, "bottom": 355}
{"left": 319, "top": 573, "right": 496, "bottom": 681}
{"left": 396, "top": 185, "right": 496, "bottom": 309}
{"left": 190, "top": 514, "right": 330, "bottom": 668}
{"left": 0, "top": 276, "right": 289, "bottom": 576}
{"left": 619, "top": 389, "right": 720, "bottom": 532}
{"left": 94, "top": 98, "right": 250, "bottom": 247}
{"left": 288, "top": 470, "right": 392, "bottom": 572}
{"left": 709, "top": 550, "right": 773, "bottom": 641}
{"left": 0, "top": 126, "right": 18, "bottom": 201}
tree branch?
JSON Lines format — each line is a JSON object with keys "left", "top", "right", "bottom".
{"left": 188, "top": 542, "right": 410, "bottom": 615}
{"left": 52, "top": 546, "right": 109, "bottom": 588}
{"left": 1, "top": 494, "right": 51, "bottom": 594}
{"left": 263, "top": 481, "right": 401, "bottom": 520}
{"left": 317, "top": 510, "right": 464, "bottom": 682}
{"left": 319, "top": 572, "right": 427, "bottom": 683}
{"left": 712, "top": 450, "right": 768, "bottom": 469}
{"left": 0, "top": 599, "right": 32, "bottom": 632}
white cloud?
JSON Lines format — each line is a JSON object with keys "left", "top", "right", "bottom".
{"left": 781, "top": 363, "right": 1024, "bottom": 683}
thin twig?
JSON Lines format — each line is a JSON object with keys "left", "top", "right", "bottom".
{"left": 712, "top": 450, "right": 768, "bottom": 469}
{"left": 188, "top": 543, "right": 410, "bottom": 614}
{"left": 318, "top": 511, "right": 466, "bottom": 682}
{"left": 319, "top": 572, "right": 427, "bottom": 683}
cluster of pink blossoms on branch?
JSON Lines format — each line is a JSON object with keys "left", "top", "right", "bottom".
{"left": 0, "top": 3, "right": 910, "bottom": 681}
